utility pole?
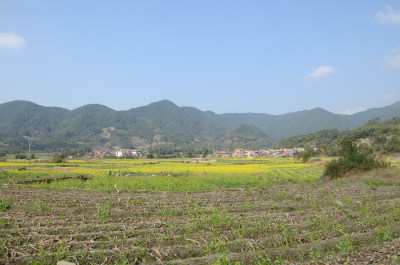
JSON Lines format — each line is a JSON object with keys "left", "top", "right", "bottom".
{"left": 28, "top": 138, "right": 31, "bottom": 170}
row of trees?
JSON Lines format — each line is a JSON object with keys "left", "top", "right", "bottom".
{"left": 146, "top": 148, "right": 213, "bottom": 159}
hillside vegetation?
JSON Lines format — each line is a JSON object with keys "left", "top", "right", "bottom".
{"left": 278, "top": 117, "right": 400, "bottom": 156}
{"left": 1, "top": 100, "right": 400, "bottom": 152}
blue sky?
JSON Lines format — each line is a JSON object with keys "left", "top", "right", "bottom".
{"left": 1, "top": 1, "right": 399, "bottom": 115}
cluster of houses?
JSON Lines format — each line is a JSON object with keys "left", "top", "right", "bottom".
{"left": 93, "top": 148, "right": 304, "bottom": 159}
{"left": 218, "top": 148, "right": 305, "bottom": 158}
{"left": 94, "top": 149, "right": 142, "bottom": 159}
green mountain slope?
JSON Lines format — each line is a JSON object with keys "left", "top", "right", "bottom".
{"left": 0, "top": 100, "right": 399, "bottom": 152}
{"left": 277, "top": 117, "right": 400, "bottom": 155}
{"left": 186, "top": 102, "right": 400, "bottom": 140}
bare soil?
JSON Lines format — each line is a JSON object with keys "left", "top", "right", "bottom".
{"left": 1, "top": 175, "right": 400, "bottom": 264}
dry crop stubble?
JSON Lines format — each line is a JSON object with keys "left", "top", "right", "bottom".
{"left": 0, "top": 171, "right": 400, "bottom": 264}
{"left": 1, "top": 158, "right": 399, "bottom": 264}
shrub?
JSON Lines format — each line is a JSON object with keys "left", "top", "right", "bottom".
{"left": 15, "top": 153, "right": 27, "bottom": 159}
{"left": 324, "top": 139, "right": 387, "bottom": 179}
{"left": 300, "top": 146, "right": 315, "bottom": 163}
{"left": 52, "top": 153, "right": 66, "bottom": 163}
{"left": 0, "top": 199, "right": 12, "bottom": 212}
{"left": 324, "top": 159, "right": 344, "bottom": 178}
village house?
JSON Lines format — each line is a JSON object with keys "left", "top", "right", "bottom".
{"left": 284, "top": 149, "right": 292, "bottom": 156}
{"left": 94, "top": 151, "right": 110, "bottom": 159}
{"left": 115, "top": 149, "right": 142, "bottom": 158}
{"left": 233, "top": 149, "right": 245, "bottom": 157}
{"left": 258, "top": 150, "right": 269, "bottom": 157}
{"left": 217, "top": 151, "right": 231, "bottom": 157}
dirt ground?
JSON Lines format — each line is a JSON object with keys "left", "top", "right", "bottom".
{"left": 1, "top": 175, "right": 400, "bottom": 264}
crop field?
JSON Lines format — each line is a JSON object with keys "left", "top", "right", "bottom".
{"left": 1, "top": 158, "right": 400, "bottom": 264}
{"left": 0, "top": 158, "right": 323, "bottom": 192}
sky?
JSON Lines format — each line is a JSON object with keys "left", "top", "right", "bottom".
{"left": 1, "top": 1, "right": 400, "bottom": 115}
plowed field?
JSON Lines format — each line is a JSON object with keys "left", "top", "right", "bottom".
{"left": 1, "top": 174, "right": 400, "bottom": 264}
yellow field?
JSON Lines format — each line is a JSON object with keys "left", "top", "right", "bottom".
{"left": 0, "top": 157, "right": 324, "bottom": 191}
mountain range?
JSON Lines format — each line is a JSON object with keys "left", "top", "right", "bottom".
{"left": 0, "top": 100, "right": 400, "bottom": 152}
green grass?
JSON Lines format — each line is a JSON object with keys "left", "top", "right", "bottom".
{"left": 0, "top": 199, "right": 12, "bottom": 212}
{"left": 0, "top": 157, "right": 323, "bottom": 191}
{"left": 34, "top": 167, "right": 322, "bottom": 192}
{"left": 1, "top": 157, "right": 323, "bottom": 192}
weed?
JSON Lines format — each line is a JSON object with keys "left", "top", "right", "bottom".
{"left": 375, "top": 226, "right": 392, "bottom": 243}
{"left": 0, "top": 199, "right": 12, "bottom": 212}
{"left": 363, "top": 215, "right": 385, "bottom": 227}
{"left": 187, "top": 201, "right": 207, "bottom": 216}
{"left": 29, "top": 246, "right": 51, "bottom": 264}
{"left": 388, "top": 204, "right": 400, "bottom": 217}
{"left": 204, "top": 207, "right": 233, "bottom": 228}
{"left": 256, "top": 253, "right": 286, "bottom": 265}
{"left": 38, "top": 203, "right": 47, "bottom": 212}
{"left": 130, "top": 198, "right": 145, "bottom": 206}
{"left": 360, "top": 203, "right": 372, "bottom": 215}
{"left": 159, "top": 208, "right": 183, "bottom": 217}
{"left": 113, "top": 252, "right": 129, "bottom": 265}
{"left": 364, "top": 179, "right": 400, "bottom": 187}
{"left": 55, "top": 243, "right": 71, "bottom": 261}
{"left": 278, "top": 221, "right": 300, "bottom": 246}
{"left": 309, "top": 250, "right": 323, "bottom": 260}
{"left": 207, "top": 238, "right": 223, "bottom": 253}
{"left": 95, "top": 200, "right": 114, "bottom": 221}
{"left": 272, "top": 193, "right": 286, "bottom": 201}
{"left": 335, "top": 234, "right": 355, "bottom": 254}
{"left": 211, "top": 254, "right": 243, "bottom": 265}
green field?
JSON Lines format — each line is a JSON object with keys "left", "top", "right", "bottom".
{"left": 1, "top": 158, "right": 399, "bottom": 264}
{"left": 0, "top": 158, "right": 324, "bottom": 192}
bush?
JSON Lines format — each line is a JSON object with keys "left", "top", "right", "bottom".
{"left": 15, "top": 153, "right": 27, "bottom": 159}
{"left": 324, "top": 159, "right": 345, "bottom": 178}
{"left": 52, "top": 153, "right": 66, "bottom": 163}
{"left": 324, "top": 139, "right": 387, "bottom": 179}
{"left": 300, "top": 146, "right": 315, "bottom": 163}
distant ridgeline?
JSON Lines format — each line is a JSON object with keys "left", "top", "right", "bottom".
{"left": 0, "top": 100, "right": 399, "bottom": 153}
{"left": 277, "top": 117, "right": 400, "bottom": 155}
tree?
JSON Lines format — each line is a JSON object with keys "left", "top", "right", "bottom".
{"left": 324, "top": 139, "right": 387, "bottom": 179}
{"left": 15, "top": 154, "right": 27, "bottom": 159}
{"left": 366, "top": 118, "right": 380, "bottom": 126}
{"left": 202, "top": 149, "right": 210, "bottom": 158}
{"left": 300, "top": 146, "right": 314, "bottom": 163}
{"left": 52, "top": 153, "right": 66, "bottom": 163}
{"left": 384, "top": 136, "right": 400, "bottom": 153}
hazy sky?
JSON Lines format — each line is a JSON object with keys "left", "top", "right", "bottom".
{"left": 1, "top": 1, "right": 400, "bottom": 114}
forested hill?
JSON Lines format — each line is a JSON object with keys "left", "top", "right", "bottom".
{"left": 182, "top": 102, "right": 400, "bottom": 139}
{"left": 277, "top": 117, "right": 400, "bottom": 155}
{"left": 0, "top": 100, "right": 400, "bottom": 152}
